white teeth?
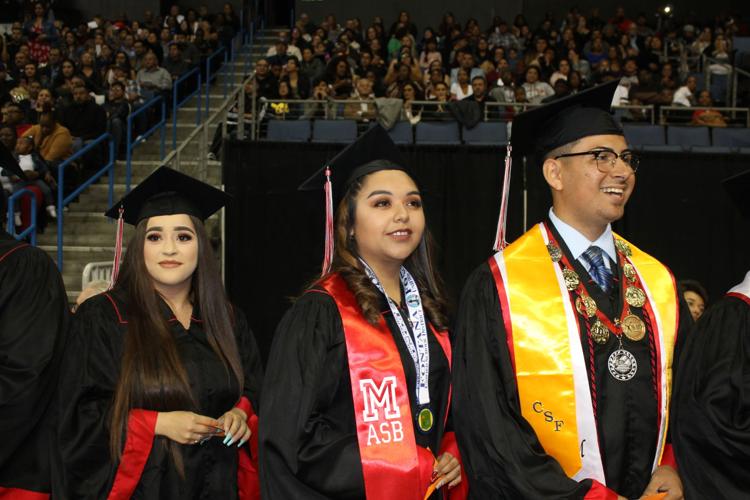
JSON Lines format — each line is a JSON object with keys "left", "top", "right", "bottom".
{"left": 391, "top": 231, "right": 409, "bottom": 236}
{"left": 601, "top": 187, "right": 624, "bottom": 194}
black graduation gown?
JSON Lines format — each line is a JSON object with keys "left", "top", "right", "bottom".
{"left": 53, "top": 287, "right": 263, "bottom": 499}
{"left": 259, "top": 286, "right": 453, "bottom": 499}
{"left": 0, "top": 231, "right": 70, "bottom": 495}
{"left": 452, "top": 223, "right": 691, "bottom": 499}
{"left": 672, "top": 294, "right": 750, "bottom": 499}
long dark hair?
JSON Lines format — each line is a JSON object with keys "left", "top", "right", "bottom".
{"left": 323, "top": 172, "right": 449, "bottom": 330}
{"left": 109, "top": 215, "right": 243, "bottom": 472}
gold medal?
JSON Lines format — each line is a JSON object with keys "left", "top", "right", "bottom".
{"left": 615, "top": 239, "right": 632, "bottom": 257}
{"left": 563, "top": 268, "right": 580, "bottom": 291}
{"left": 625, "top": 286, "right": 647, "bottom": 308}
{"left": 622, "top": 263, "right": 636, "bottom": 283}
{"left": 547, "top": 244, "right": 563, "bottom": 262}
{"left": 575, "top": 295, "right": 598, "bottom": 318}
{"left": 591, "top": 320, "right": 610, "bottom": 344}
{"left": 621, "top": 314, "right": 646, "bottom": 341}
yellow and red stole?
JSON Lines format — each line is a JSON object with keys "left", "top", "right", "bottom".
{"left": 487, "top": 223, "right": 678, "bottom": 484}
{"left": 318, "top": 273, "right": 452, "bottom": 500}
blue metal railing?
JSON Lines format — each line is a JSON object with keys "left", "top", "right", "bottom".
{"left": 205, "top": 47, "right": 228, "bottom": 113}
{"left": 126, "top": 95, "right": 166, "bottom": 192}
{"left": 6, "top": 189, "right": 37, "bottom": 245}
{"left": 56, "top": 133, "right": 115, "bottom": 270}
{"left": 172, "top": 67, "right": 202, "bottom": 149}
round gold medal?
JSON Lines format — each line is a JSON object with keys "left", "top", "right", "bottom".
{"left": 563, "top": 268, "right": 580, "bottom": 291}
{"left": 615, "top": 239, "right": 632, "bottom": 257}
{"left": 622, "top": 263, "right": 636, "bottom": 283}
{"left": 575, "top": 295, "right": 598, "bottom": 318}
{"left": 621, "top": 314, "right": 646, "bottom": 341}
{"left": 625, "top": 286, "right": 647, "bottom": 308}
{"left": 591, "top": 320, "right": 610, "bottom": 344}
{"left": 547, "top": 244, "right": 563, "bottom": 262}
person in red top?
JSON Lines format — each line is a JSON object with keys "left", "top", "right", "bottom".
{"left": 260, "top": 125, "right": 466, "bottom": 499}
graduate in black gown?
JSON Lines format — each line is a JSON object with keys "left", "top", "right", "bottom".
{"left": 53, "top": 167, "right": 263, "bottom": 499}
{"left": 671, "top": 170, "right": 750, "bottom": 498}
{"left": 453, "top": 81, "right": 691, "bottom": 499}
{"left": 259, "top": 126, "right": 466, "bottom": 499}
{"left": 0, "top": 145, "right": 69, "bottom": 498}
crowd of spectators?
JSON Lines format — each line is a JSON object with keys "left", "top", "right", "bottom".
{"left": 0, "top": 1, "right": 240, "bottom": 228}
{"left": 251, "top": 8, "right": 745, "bottom": 126}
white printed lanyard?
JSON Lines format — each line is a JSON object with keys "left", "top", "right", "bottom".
{"left": 360, "top": 259, "right": 431, "bottom": 406}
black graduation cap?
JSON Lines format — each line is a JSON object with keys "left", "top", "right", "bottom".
{"left": 493, "top": 80, "right": 623, "bottom": 251}
{"left": 298, "top": 124, "right": 408, "bottom": 205}
{"left": 104, "top": 166, "right": 230, "bottom": 225}
{"left": 510, "top": 79, "right": 623, "bottom": 158}
{"left": 723, "top": 169, "right": 750, "bottom": 219}
{"left": 0, "top": 141, "right": 27, "bottom": 181}
{"left": 298, "top": 124, "right": 410, "bottom": 275}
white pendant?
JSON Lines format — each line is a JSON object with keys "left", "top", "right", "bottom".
{"left": 608, "top": 349, "right": 637, "bottom": 381}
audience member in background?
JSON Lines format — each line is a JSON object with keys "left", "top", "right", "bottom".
{"left": 568, "top": 48, "right": 591, "bottom": 83}
{"left": 136, "top": 51, "right": 171, "bottom": 101}
{"left": 418, "top": 37, "right": 441, "bottom": 73}
{"left": 22, "top": 109, "right": 73, "bottom": 165}
{"left": 451, "top": 68, "right": 473, "bottom": 101}
{"left": 691, "top": 90, "right": 727, "bottom": 127}
{"left": 282, "top": 56, "right": 309, "bottom": 100}
{"left": 678, "top": 279, "right": 708, "bottom": 322}
{"left": 463, "top": 75, "right": 494, "bottom": 111}
{"left": 423, "top": 65, "right": 449, "bottom": 99}
{"left": 162, "top": 42, "right": 190, "bottom": 80}
{"left": 268, "top": 80, "right": 292, "bottom": 119}
{"left": 302, "top": 77, "right": 336, "bottom": 119}
{"left": 103, "top": 81, "right": 130, "bottom": 158}
{"left": 344, "top": 77, "right": 376, "bottom": 121}
{"left": 253, "top": 58, "right": 278, "bottom": 101}
{"left": 672, "top": 75, "right": 698, "bottom": 107}
{"left": 11, "top": 135, "right": 56, "bottom": 218}
{"left": 300, "top": 46, "right": 325, "bottom": 84}
{"left": 59, "top": 84, "right": 107, "bottom": 152}
{"left": 451, "top": 51, "right": 483, "bottom": 85}
{"left": 78, "top": 51, "right": 104, "bottom": 95}
{"left": 522, "top": 65, "right": 554, "bottom": 104}
{"left": 0, "top": 63, "right": 14, "bottom": 108}
{"left": 72, "top": 279, "right": 110, "bottom": 313}
{"left": 208, "top": 78, "right": 255, "bottom": 161}
{"left": 326, "top": 57, "right": 354, "bottom": 98}
{"left": 550, "top": 58, "right": 571, "bottom": 86}
{"left": 2, "top": 102, "right": 31, "bottom": 136}
{"left": 24, "top": 2, "right": 57, "bottom": 64}
{"left": 401, "top": 80, "right": 423, "bottom": 124}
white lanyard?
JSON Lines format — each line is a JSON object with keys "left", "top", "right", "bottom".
{"left": 360, "top": 260, "right": 431, "bottom": 406}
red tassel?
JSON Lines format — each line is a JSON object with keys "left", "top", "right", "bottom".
{"left": 321, "top": 167, "right": 334, "bottom": 276}
{"left": 493, "top": 145, "right": 512, "bottom": 251}
{"left": 109, "top": 207, "right": 125, "bottom": 289}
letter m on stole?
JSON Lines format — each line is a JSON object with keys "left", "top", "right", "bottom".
{"left": 360, "top": 376, "right": 401, "bottom": 422}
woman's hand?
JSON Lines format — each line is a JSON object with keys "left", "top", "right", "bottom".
{"left": 434, "top": 452, "right": 461, "bottom": 489}
{"left": 218, "top": 407, "right": 251, "bottom": 447}
{"left": 155, "top": 411, "right": 222, "bottom": 445}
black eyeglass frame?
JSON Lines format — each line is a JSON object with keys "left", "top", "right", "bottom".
{"left": 554, "top": 148, "right": 640, "bottom": 173}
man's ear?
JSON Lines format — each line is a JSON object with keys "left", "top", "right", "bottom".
{"left": 543, "top": 157, "right": 564, "bottom": 192}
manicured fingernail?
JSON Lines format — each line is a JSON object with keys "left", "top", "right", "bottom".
{"left": 223, "top": 432, "right": 232, "bottom": 445}
{"left": 436, "top": 480, "right": 444, "bottom": 489}
{"left": 237, "top": 438, "right": 246, "bottom": 447}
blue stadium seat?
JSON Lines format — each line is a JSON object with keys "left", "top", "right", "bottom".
{"left": 415, "top": 122, "right": 461, "bottom": 145}
{"left": 621, "top": 124, "right": 679, "bottom": 152}
{"left": 266, "top": 120, "right": 311, "bottom": 142}
{"left": 462, "top": 122, "right": 508, "bottom": 146}
{"left": 387, "top": 121, "right": 413, "bottom": 145}
{"left": 713, "top": 128, "right": 750, "bottom": 151}
{"left": 667, "top": 126, "right": 710, "bottom": 152}
{"left": 312, "top": 120, "right": 358, "bottom": 143}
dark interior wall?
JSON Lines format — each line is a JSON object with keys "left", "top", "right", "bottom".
{"left": 68, "top": 0, "right": 244, "bottom": 22}
{"left": 293, "top": 0, "right": 739, "bottom": 32}
{"left": 223, "top": 141, "right": 750, "bottom": 363}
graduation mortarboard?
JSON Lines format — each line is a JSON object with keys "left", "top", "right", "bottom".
{"left": 722, "top": 169, "right": 750, "bottom": 220}
{"left": 105, "top": 166, "right": 230, "bottom": 287}
{"left": 493, "top": 80, "right": 623, "bottom": 250}
{"left": 298, "top": 124, "right": 410, "bottom": 275}
{"left": 105, "top": 166, "right": 230, "bottom": 225}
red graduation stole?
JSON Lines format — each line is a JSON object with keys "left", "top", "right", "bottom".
{"left": 319, "top": 273, "right": 452, "bottom": 500}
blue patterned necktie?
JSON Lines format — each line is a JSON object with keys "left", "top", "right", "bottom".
{"left": 580, "top": 245, "right": 613, "bottom": 294}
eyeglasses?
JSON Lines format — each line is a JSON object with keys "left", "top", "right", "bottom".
{"left": 554, "top": 148, "right": 639, "bottom": 173}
